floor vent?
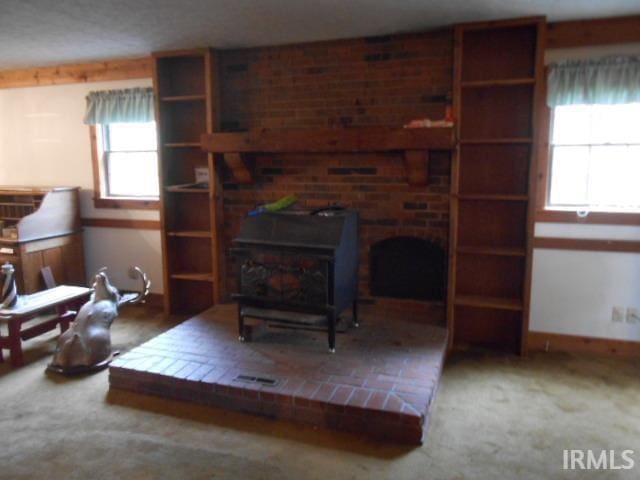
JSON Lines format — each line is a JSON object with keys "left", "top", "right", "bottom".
{"left": 235, "top": 374, "right": 278, "bottom": 386}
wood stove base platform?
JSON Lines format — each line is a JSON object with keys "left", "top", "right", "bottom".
{"left": 108, "top": 304, "right": 447, "bottom": 445}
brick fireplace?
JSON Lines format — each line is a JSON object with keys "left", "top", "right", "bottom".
{"left": 218, "top": 29, "right": 453, "bottom": 317}
{"left": 109, "top": 28, "right": 454, "bottom": 444}
{"left": 222, "top": 151, "right": 450, "bottom": 316}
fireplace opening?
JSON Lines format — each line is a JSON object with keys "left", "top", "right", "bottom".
{"left": 370, "top": 237, "right": 445, "bottom": 301}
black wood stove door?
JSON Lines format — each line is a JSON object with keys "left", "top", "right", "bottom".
{"left": 239, "top": 251, "right": 329, "bottom": 307}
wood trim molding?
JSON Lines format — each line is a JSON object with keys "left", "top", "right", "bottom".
{"left": 81, "top": 218, "right": 160, "bottom": 230}
{"left": 547, "top": 15, "right": 640, "bottom": 49}
{"left": 0, "top": 57, "right": 152, "bottom": 89}
{"left": 89, "top": 125, "right": 102, "bottom": 200}
{"left": 536, "top": 209, "right": 640, "bottom": 225}
{"left": 533, "top": 237, "right": 640, "bottom": 253}
{"left": 528, "top": 331, "right": 640, "bottom": 357}
{"left": 534, "top": 67, "right": 551, "bottom": 211}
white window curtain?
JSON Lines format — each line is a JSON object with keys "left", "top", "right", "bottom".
{"left": 547, "top": 55, "right": 640, "bottom": 107}
{"left": 83, "top": 87, "right": 155, "bottom": 124}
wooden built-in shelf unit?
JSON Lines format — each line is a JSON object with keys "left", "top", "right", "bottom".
{"left": 153, "top": 48, "right": 224, "bottom": 315}
{"left": 448, "top": 17, "right": 544, "bottom": 354}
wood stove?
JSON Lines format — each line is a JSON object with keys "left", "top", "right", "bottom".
{"left": 231, "top": 209, "right": 359, "bottom": 352}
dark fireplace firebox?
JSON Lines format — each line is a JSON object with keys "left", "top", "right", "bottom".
{"left": 231, "top": 209, "right": 359, "bottom": 352}
{"left": 370, "top": 236, "right": 445, "bottom": 301}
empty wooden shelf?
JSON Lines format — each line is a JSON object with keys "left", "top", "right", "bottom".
{"left": 447, "top": 17, "right": 545, "bottom": 354}
{"left": 154, "top": 48, "right": 224, "bottom": 315}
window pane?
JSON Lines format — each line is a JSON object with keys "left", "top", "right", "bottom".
{"left": 549, "top": 146, "right": 589, "bottom": 206}
{"left": 589, "top": 104, "right": 640, "bottom": 144}
{"left": 550, "top": 103, "right": 640, "bottom": 212}
{"left": 107, "top": 152, "right": 159, "bottom": 197}
{"left": 552, "top": 105, "right": 592, "bottom": 145}
{"left": 106, "top": 122, "right": 157, "bottom": 152}
{"left": 587, "top": 146, "right": 640, "bottom": 209}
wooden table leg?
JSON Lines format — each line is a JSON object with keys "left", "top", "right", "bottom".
{"left": 56, "top": 303, "right": 77, "bottom": 333}
{"left": 8, "top": 317, "right": 24, "bottom": 367}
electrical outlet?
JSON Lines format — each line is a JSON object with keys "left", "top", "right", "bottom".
{"left": 612, "top": 306, "right": 625, "bottom": 322}
{"left": 626, "top": 308, "right": 640, "bottom": 324}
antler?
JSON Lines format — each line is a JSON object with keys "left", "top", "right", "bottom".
{"left": 118, "top": 267, "right": 151, "bottom": 306}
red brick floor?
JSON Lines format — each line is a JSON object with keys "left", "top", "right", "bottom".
{"left": 109, "top": 304, "right": 447, "bottom": 444}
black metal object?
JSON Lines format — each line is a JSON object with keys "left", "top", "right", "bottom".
{"left": 370, "top": 236, "right": 445, "bottom": 301}
{"left": 232, "top": 210, "right": 359, "bottom": 352}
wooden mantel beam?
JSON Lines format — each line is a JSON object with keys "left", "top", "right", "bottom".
{"left": 202, "top": 126, "right": 453, "bottom": 187}
{"left": 201, "top": 127, "right": 455, "bottom": 154}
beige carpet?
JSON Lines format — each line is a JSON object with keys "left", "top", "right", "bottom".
{"left": 0, "top": 305, "right": 638, "bottom": 480}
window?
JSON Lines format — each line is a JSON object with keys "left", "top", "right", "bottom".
{"left": 548, "top": 103, "right": 640, "bottom": 213}
{"left": 102, "top": 122, "right": 159, "bottom": 197}
{"left": 84, "top": 87, "right": 158, "bottom": 210}
{"left": 91, "top": 122, "right": 160, "bottom": 209}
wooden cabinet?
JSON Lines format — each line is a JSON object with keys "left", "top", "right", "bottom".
{"left": 153, "top": 49, "right": 224, "bottom": 315}
{"left": 447, "top": 18, "right": 545, "bottom": 354}
{"left": 0, "top": 186, "right": 85, "bottom": 293}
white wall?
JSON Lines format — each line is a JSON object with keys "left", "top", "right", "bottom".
{"left": 530, "top": 223, "right": 640, "bottom": 341}
{"left": 0, "top": 79, "right": 164, "bottom": 294}
{"left": 529, "top": 43, "right": 640, "bottom": 342}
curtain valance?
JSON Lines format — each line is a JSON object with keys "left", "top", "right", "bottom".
{"left": 83, "top": 87, "right": 154, "bottom": 124}
{"left": 547, "top": 55, "right": 640, "bottom": 107}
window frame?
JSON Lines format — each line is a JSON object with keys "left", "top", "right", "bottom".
{"left": 536, "top": 86, "right": 640, "bottom": 225}
{"left": 89, "top": 124, "right": 160, "bottom": 210}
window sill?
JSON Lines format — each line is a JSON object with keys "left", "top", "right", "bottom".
{"left": 93, "top": 197, "right": 159, "bottom": 210}
{"left": 535, "top": 209, "right": 640, "bottom": 225}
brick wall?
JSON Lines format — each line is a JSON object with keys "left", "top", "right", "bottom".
{"left": 218, "top": 29, "right": 453, "bottom": 314}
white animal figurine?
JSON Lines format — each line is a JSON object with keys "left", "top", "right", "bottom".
{"left": 48, "top": 267, "right": 149, "bottom": 374}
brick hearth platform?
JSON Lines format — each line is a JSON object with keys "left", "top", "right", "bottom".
{"left": 109, "top": 304, "right": 447, "bottom": 444}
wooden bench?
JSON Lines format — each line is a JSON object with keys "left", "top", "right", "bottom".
{"left": 0, "top": 286, "right": 91, "bottom": 367}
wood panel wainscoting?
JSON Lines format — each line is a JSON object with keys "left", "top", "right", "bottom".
{"left": 0, "top": 57, "right": 152, "bottom": 89}
{"left": 528, "top": 331, "right": 640, "bottom": 357}
{"left": 81, "top": 218, "right": 161, "bottom": 230}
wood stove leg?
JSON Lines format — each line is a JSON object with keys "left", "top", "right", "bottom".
{"left": 238, "top": 305, "right": 245, "bottom": 342}
{"left": 328, "top": 313, "right": 336, "bottom": 353}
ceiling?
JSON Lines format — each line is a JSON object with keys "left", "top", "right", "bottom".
{"left": 0, "top": 0, "right": 639, "bottom": 70}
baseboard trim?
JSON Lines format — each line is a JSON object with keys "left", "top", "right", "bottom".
{"left": 144, "top": 293, "right": 164, "bottom": 308}
{"left": 528, "top": 331, "right": 640, "bottom": 357}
